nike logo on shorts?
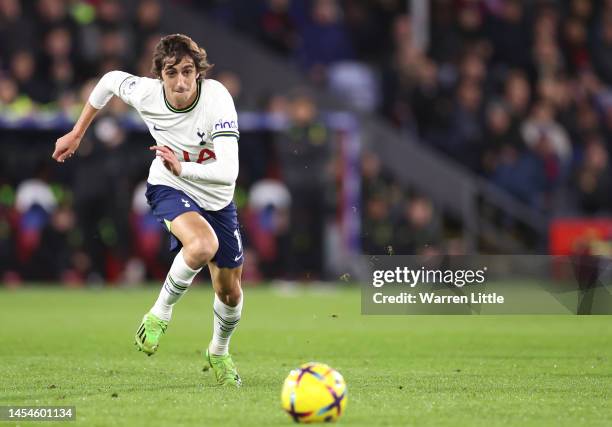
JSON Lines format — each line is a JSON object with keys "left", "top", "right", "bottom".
{"left": 234, "top": 253, "right": 243, "bottom": 262}
{"left": 153, "top": 124, "right": 167, "bottom": 131}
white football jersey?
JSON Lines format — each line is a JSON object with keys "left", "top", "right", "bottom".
{"left": 89, "top": 71, "right": 239, "bottom": 211}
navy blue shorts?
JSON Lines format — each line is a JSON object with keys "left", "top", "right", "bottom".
{"left": 145, "top": 184, "right": 244, "bottom": 269}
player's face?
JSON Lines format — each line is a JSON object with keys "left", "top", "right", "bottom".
{"left": 161, "top": 56, "right": 199, "bottom": 107}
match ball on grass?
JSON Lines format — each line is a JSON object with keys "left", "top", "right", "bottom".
{"left": 281, "top": 362, "right": 347, "bottom": 423}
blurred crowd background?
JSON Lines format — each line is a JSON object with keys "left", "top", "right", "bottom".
{"left": 2, "top": 0, "right": 612, "bottom": 284}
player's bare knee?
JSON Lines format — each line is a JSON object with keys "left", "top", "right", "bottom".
{"left": 220, "top": 289, "right": 241, "bottom": 307}
{"left": 185, "top": 237, "right": 218, "bottom": 267}
{"left": 227, "top": 284, "right": 242, "bottom": 306}
{"left": 218, "top": 278, "right": 242, "bottom": 306}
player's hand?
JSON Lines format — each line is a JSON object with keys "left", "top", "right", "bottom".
{"left": 52, "top": 130, "right": 82, "bottom": 163}
{"left": 150, "top": 145, "right": 182, "bottom": 176}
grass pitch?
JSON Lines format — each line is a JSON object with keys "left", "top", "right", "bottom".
{"left": 0, "top": 284, "right": 610, "bottom": 426}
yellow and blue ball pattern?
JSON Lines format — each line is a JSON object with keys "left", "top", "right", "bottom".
{"left": 281, "top": 362, "right": 347, "bottom": 423}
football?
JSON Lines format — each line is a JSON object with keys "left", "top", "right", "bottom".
{"left": 281, "top": 362, "right": 348, "bottom": 423}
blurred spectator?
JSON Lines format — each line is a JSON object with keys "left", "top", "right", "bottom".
{"left": 486, "top": 0, "right": 531, "bottom": 69}
{"left": 592, "top": 13, "right": 612, "bottom": 85}
{"left": 429, "top": 1, "right": 461, "bottom": 63}
{"left": 521, "top": 101, "right": 572, "bottom": 175}
{"left": 77, "top": 0, "right": 131, "bottom": 75}
{"left": 274, "top": 92, "right": 332, "bottom": 278}
{"left": 410, "top": 58, "right": 448, "bottom": 139}
{"left": 570, "top": 0, "right": 593, "bottom": 21}
{"left": 214, "top": 70, "right": 244, "bottom": 108}
{"left": 442, "top": 79, "right": 485, "bottom": 171}
{"left": 492, "top": 144, "right": 547, "bottom": 208}
{"left": 0, "top": 0, "right": 34, "bottom": 63}
{"left": 10, "top": 50, "right": 50, "bottom": 103}
{"left": 95, "top": 0, "right": 127, "bottom": 31}
{"left": 481, "top": 101, "right": 522, "bottom": 174}
{"left": 135, "top": 32, "right": 162, "bottom": 77}
{"left": 97, "top": 29, "right": 130, "bottom": 74}
{"left": 35, "top": 0, "right": 75, "bottom": 35}
{"left": 295, "top": 0, "right": 354, "bottom": 83}
{"left": 245, "top": 179, "right": 291, "bottom": 278}
{"left": 531, "top": 33, "right": 564, "bottom": 80}
{"left": 44, "top": 25, "right": 73, "bottom": 62}
{"left": 573, "top": 137, "right": 612, "bottom": 214}
{"left": 381, "top": 41, "right": 426, "bottom": 130}
{"left": 361, "top": 150, "right": 393, "bottom": 201}
{"left": 14, "top": 162, "right": 57, "bottom": 265}
{"left": 0, "top": 76, "right": 34, "bottom": 118}
{"left": 503, "top": 70, "right": 531, "bottom": 119}
{"left": 459, "top": 51, "right": 488, "bottom": 86}
{"left": 327, "top": 61, "right": 379, "bottom": 112}
{"left": 130, "top": 180, "right": 166, "bottom": 281}
{"left": 134, "top": 0, "right": 162, "bottom": 53}
{"left": 71, "top": 115, "right": 132, "bottom": 281}
{"left": 23, "top": 203, "right": 80, "bottom": 282}
{"left": 362, "top": 190, "right": 392, "bottom": 255}
{"left": 343, "top": 0, "right": 393, "bottom": 63}
{"left": 0, "top": 185, "right": 18, "bottom": 281}
{"left": 392, "top": 196, "right": 443, "bottom": 255}
{"left": 15, "top": 178, "right": 56, "bottom": 216}
{"left": 258, "top": 0, "right": 297, "bottom": 56}
{"left": 360, "top": 150, "right": 398, "bottom": 254}
{"left": 48, "top": 59, "right": 75, "bottom": 101}
{"left": 455, "top": 0, "right": 486, "bottom": 45}
{"left": 561, "top": 16, "right": 590, "bottom": 74}
{"left": 573, "top": 101, "right": 600, "bottom": 139}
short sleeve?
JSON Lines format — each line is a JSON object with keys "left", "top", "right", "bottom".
{"left": 208, "top": 82, "right": 239, "bottom": 141}
{"left": 88, "top": 71, "right": 152, "bottom": 111}
{"left": 116, "top": 73, "right": 148, "bottom": 109}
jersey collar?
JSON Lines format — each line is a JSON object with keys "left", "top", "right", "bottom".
{"left": 163, "top": 80, "right": 201, "bottom": 113}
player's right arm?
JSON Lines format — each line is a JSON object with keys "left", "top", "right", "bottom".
{"left": 52, "top": 102, "right": 99, "bottom": 162}
{"left": 52, "top": 71, "right": 141, "bottom": 163}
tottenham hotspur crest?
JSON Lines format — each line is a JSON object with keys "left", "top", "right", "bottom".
{"left": 197, "top": 128, "right": 206, "bottom": 145}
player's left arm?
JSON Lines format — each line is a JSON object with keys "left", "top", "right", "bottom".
{"left": 150, "top": 135, "right": 239, "bottom": 185}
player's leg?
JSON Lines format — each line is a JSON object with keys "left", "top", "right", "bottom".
{"left": 151, "top": 211, "right": 218, "bottom": 315}
{"left": 136, "top": 211, "right": 218, "bottom": 355}
{"left": 197, "top": 201, "right": 244, "bottom": 385}
{"left": 209, "top": 262, "right": 243, "bottom": 356}
{"left": 205, "top": 262, "right": 244, "bottom": 386}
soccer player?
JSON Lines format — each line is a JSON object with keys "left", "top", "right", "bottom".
{"left": 52, "top": 34, "right": 244, "bottom": 387}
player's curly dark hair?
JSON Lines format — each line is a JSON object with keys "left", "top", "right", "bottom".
{"left": 151, "top": 34, "right": 212, "bottom": 81}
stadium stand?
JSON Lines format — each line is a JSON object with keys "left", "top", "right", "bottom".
{"left": 2, "top": 0, "right": 612, "bottom": 283}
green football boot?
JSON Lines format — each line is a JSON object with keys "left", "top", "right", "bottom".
{"left": 204, "top": 348, "right": 242, "bottom": 387}
{"left": 134, "top": 312, "right": 168, "bottom": 356}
